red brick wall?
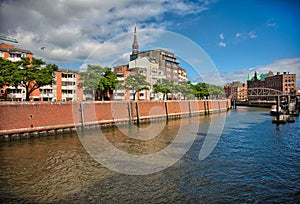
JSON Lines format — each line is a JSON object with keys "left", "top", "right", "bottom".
{"left": 0, "top": 100, "right": 231, "bottom": 135}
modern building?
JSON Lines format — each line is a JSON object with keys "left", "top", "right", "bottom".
{"left": 0, "top": 43, "right": 33, "bottom": 62}
{"left": 113, "top": 25, "right": 187, "bottom": 100}
{"left": 0, "top": 43, "right": 83, "bottom": 101}
{"left": 138, "top": 49, "right": 187, "bottom": 82}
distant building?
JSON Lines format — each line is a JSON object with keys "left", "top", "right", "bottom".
{"left": 113, "top": 25, "right": 187, "bottom": 100}
{"left": 224, "top": 81, "right": 247, "bottom": 101}
{"left": 138, "top": 49, "right": 187, "bottom": 82}
{"left": 247, "top": 71, "right": 297, "bottom": 100}
{"left": 0, "top": 43, "right": 33, "bottom": 62}
{"left": 0, "top": 44, "right": 83, "bottom": 101}
{"left": 0, "top": 68, "right": 83, "bottom": 102}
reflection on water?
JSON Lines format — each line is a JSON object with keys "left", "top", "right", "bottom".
{"left": 0, "top": 107, "right": 299, "bottom": 203}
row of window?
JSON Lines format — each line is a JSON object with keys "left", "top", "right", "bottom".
{"left": 62, "top": 81, "right": 76, "bottom": 86}
{"left": 62, "top": 73, "right": 76, "bottom": 78}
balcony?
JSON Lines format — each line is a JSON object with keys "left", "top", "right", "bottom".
{"left": 7, "top": 57, "right": 21, "bottom": 62}
{"left": 62, "top": 93, "right": 76, "bottom": 98}
{"left": 61, "top": 85, "right": 76, "bottom": 90}
{"left": 40, "top": 93, "right": 54, "bottom": 98}
{"left": 61, "top": 78, "right": 76, "bottom": 82}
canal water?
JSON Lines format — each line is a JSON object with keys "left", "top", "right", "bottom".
{"left": 0, "top": 107, "right": 299, "bottom": 203}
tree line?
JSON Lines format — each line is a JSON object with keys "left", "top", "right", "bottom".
{"left": 0, "top": 57, "right": 58, "bottom": 101}
{"left": 80, "top": 65, "right": 225, "bottom": 100}
{"left": 0, "top": 59, "right": 224, "bottom": 101}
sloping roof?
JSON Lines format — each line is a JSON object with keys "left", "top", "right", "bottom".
{"left": 257, "top": 73, "right": 268, "bottom": 81}
{"left": 0, "top": 47, "right": 32, "bottom": 54}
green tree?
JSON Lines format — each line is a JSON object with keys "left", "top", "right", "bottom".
{"left": 206, "top": 84, "right": 225, "bottom": 99}
{"left": 98, "top": 67, "right": 119, "bottom": 100}
{"left": 79, "top": 65, "right": 118, "bottom": 100}
{"left": 175, "top": 80, "right": 193, "bottom": 100}
{"left": 125, "top": 73, "right": 150, "bottom": 100}
{"left": 192, "top": 83, "right": 209, "bottom": 99}
{"left": 153, "top": 78, "right": 175, "bottom": 100}
{"left": 0, "top": 57, "right": 58, "bottom": 101}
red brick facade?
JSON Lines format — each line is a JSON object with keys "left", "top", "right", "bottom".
{"left": 0, "top": 100, "right": 231, "bottom": 136}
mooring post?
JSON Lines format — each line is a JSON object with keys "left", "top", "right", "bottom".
{"left": 204, "top": 100, "right": 207, "bottom": 115}
{"left": 276, "top": 95, "right": 280, "bottom": 121}
{"left": 79, "top": 102, "right": 84, "bottom": 131}
{"left": 165, "top": 101, "right": 169, "bottom": 121}
{"left": 207, "top": 100, "right": 210, "bottom": 115}
{"left": 127, "top": 101, "right": 132, "bottom": 125}
{"left": 135, "top": 101, "right": 140, "bottom": 125}
{"left": 188, "top": 101, "right": 192, "bottom": 117}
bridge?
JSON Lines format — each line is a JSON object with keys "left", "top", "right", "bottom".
{"left": 247, "top": 87, "right": 283, "bottom": 97}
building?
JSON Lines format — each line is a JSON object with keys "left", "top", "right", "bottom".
{"left": 113, "top": 25, "right": 187, "bottom": 100}
{"left": 128, "top": 56, "right": 166, "bottom": 100}
{"left": 52, "top": 69, "right": 83, "bottom": 102}
{"left": 224, "top": 81, "right": 247, "bottom": 101}
{"left": 138, "top": 49, "right": 187, "bottom": 82}
{"left": 247, "top": 71, "right": 297, "bottom": 100}
{"left": 113, "top": 65, "right": 131, "bottom": 100}
{"left": 0, "top": 43, "right": 33, "bottom": 62}
{"left": 0, "top": 43, "right": 83, "bottom": 101}
{"left": 0, "top": 68, "right": 83, "bottom": 102}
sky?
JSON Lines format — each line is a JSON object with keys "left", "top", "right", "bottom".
{"left": 0, "top": 0, "right": 299, "bottom": 85}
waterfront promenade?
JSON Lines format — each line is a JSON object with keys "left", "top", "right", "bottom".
{"left": 0, "top": 100, "right": 230, "bottom": 141}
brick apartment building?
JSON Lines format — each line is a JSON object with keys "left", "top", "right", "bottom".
{"left": 224, "top": 81, "right": 247, "bottom": 101}
{"left": 0, "top": 43, "right": 83, "bottom": 101}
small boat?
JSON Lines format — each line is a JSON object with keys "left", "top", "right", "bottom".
{"left": 270, "top": 105, "right": 282, "bottom": 116}
{"left": 286, "top": 115, "right": 295, "bottom": 123}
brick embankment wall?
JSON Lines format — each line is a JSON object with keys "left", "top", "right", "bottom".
{"left": 0, "top": 100, "right": 231, "bottom": 140}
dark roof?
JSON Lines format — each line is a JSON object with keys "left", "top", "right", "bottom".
{"left": 0, "top": 47, "right": 33, "bottom": 54}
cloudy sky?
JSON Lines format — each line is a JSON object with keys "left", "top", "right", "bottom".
{"left": 0, "top": 0, "right": 299, "bottom": 85}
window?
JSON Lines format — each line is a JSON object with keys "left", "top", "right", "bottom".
{"left": 21, "top": 53, "right": 26, "bottom": 58}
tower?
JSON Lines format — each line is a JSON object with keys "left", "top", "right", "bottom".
{"left": 130, "top": 24, "right": 139, "bottom": 61}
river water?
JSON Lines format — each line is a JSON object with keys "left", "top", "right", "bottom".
{"left": 0, "top": 107, "right": 299, "bottom": 203}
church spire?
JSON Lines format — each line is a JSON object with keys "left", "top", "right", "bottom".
{"left": 132, "top": 23, "right": 139, "bottom": 55}
{"left": 130, "top": 23, "right": 139, "bottom": 61}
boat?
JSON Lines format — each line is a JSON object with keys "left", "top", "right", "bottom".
{"left": 270, "top": 105, "right": 282, "bottom": 116}
{"left": 272, "top": 114, "right": 287, "bottom": 124}
{"left": 286, "top": 115, "right": 295, "bottom": 123}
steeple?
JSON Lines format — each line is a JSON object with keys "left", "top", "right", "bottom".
{"left": 130, "top": 23, "right": 139, "bottom": 61}
{"left": 132, "top": 24, "right": 139, "bottom": 54}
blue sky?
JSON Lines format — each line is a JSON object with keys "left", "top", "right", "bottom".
{"left": 1, "top": 0, "right": 299, "bottom": 85}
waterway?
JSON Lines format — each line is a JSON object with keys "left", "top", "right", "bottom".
{"left": 0, "top": 107, "right": 299, "bottom": 203}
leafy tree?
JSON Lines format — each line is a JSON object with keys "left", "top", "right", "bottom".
{"left": 191, "top": 83, "right": 225, "bottom": 99}
{"left": 206, "top": 84, "right": 225, "bottom": 99}
{"left": 125, "top": 73, "right": 150, "bottom": 100}
{"left": 153, "top": 78, "right": 175, "bottom": 100}
{"left": 79, "top": 65, "right": 118, "bottom": 100}
{"left": 192, "top": 83, "right": 209, "bottom": 99}
{"left": 98, "top": 67, "right": 119, "bottom": 100}
{"left": 175, "top": 80, "right": 193, "bottom": 100}
{"left": 0, "top": 57, "right": 58, "bottom": 101}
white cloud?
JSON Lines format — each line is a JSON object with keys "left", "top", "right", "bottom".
{"left": 235, "top": 32, "right": 241, "bottom": 38}
{"left": 0, "top": 0, "right": 212, "bottom": 68}
{"left": 248, "top": 31, "right": 257, "bottom": 39}
{"left": 221, "top": 57, "right": 300, "bottom": 86}
{"left": 266, "top": 18, "right": 278, "bottom": 28}
{"left": 218, "top": 42, "right": 226, "bottom": 47}
{"left": 219, "top": 33, "right": 224, "bottom": 40}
